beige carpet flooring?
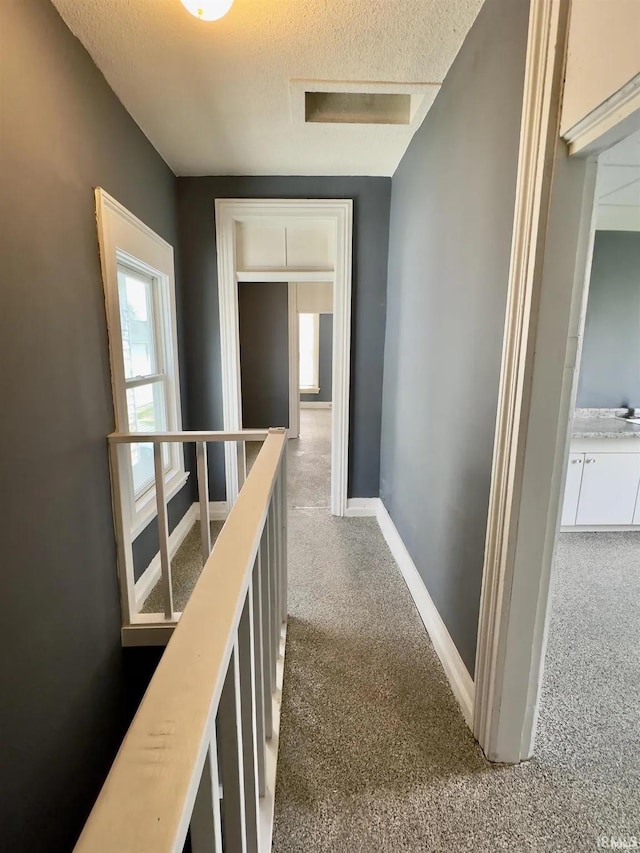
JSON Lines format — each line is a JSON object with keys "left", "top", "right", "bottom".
{"left": 271, "top": 414, "right": 640, "bottom": 852}
{"left": 141, "top": 519, "right": 224, "bottom": 614}
{"left": 142, "top": 411, "right": 639, "bottom": 851}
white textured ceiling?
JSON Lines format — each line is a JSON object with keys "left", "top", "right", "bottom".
{"left": 597, "top": 130, "right": 640, "bottom": 229}
{"left": 51, "top": 0, "right": 483, "bottom": 176}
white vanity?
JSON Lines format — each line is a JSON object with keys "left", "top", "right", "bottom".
{"left": 562, "top": 410, "right": 640, "bottom": 529}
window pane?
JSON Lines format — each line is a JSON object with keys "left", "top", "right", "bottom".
{"left": 299, "top": 313, "right": 317, "bottom": 388}
{"left": 127, "top": 382, "right": 169, "bottom": 496}
{"left": 118, "top": 268, "right": 157, "bottom": 380}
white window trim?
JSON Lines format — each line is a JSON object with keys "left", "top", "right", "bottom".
{"left": 96, "top": 189, "right": 187, "bottom": 537}
{"left": 298, "top": 313, "right": 320, "bottom": 394}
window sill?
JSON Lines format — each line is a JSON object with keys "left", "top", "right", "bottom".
{"left": 300, "top": 386, "right": 320, "bottom": 395}
{"left": 131, "top": 469, "right": 190, "bottom": 539}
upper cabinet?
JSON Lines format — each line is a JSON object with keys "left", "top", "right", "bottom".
{"left": 235, "top": 220, "right": 335, "bottom": 271}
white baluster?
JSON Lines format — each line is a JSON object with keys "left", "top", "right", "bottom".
{"left": 197, "top": 441, "right": 212, "bottom": 564}
{"left": 260, "top": 532, "right": 273, "bottom": 740}
{"left": 191, "top": 736, "right": 223, "bottom": 853}
{"left": 153, "top": 443, "right": 174, "bottom": 620}
{"left": 281, "top": 450, "right": 288, "bottom": 623}
{"left": 238, "top": 587, "right": 260, "bottom": 853}
{"left": 251, "top": 556, "right": 266, "bottom": 796}
{"left": 109, "top": 442, "right": 136, "bottom": 625}
{"left": 218, "top": 643, "right": 247, "bottom": 853}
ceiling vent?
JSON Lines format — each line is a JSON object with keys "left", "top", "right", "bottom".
{"left": 290, "top": 80, "right": 440, "bottom": 131}
{"left": 305, "top": 91, "right": 411, "bottom": 125}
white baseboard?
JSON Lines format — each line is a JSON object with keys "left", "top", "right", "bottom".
{"left": 561, "top": 524, "right": 640, "bottom": 533}
{"left": 300, "top": 401, "right": 332, "bottom": 409}
{"left": 376, "top": 500, "right": 475, "bottom": 728}
{"left": 194, "top": 501, "right": 229, "bottom": 522}
{"left": 134, "top": 504, "right": 197, "bottom": 610}
{"left": 345, "top": 498, "right": 380, "bottom": 517}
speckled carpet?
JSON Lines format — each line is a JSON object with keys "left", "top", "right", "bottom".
{"left": 146, "top": 413, "right": 640, "bottom": 850}
{"left": 286, "top": 408, "right": 331, "bottom": 508}
{"left": 271, "top": 415, "right": 640, "bottom": 851}
{"left": 142, "top": 520, "right": 224, "bottom": 614}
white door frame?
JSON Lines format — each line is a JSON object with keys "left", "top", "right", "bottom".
{"left": 215, "top": 198, "right": 353, "bottom": 515}
{"left": 474, "top": 0, "right": 640, "bottom": 763}
{"left": 288, "top": 283, "right": 300, "bottom": 440}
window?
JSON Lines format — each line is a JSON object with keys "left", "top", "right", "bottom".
{"left": 118, "top": 265, "right": 173, "bottom": 497}
{"left": 299, "top": 313, "right": 320, "bottom": 393}
{"left": 96, "top": 189, "right": 186, "bottom": 535}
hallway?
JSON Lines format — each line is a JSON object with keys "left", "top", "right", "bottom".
{"left": 289, "top": 408, "right": 332, "bottom": 508}
{"left": 272, "top": 413, "right": 638, "bottom": 852}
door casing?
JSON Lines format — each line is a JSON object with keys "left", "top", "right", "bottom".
{"left": 215, "top": 199, "right": 352, "bottom": 515}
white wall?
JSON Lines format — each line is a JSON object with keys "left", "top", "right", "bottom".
{"left": 561, "top": 0, "right": 640, "bottom": 135}
{"left": 296, "top": 281, "right": 333, "bottom": 313}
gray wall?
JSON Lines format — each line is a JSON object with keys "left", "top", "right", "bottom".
{"left": 0, "top": 0, "right": 186, "bottom": 848}
{"left": 239, "top": 283, "right": 290, "bottom": 427}
{"left": 577, "top": 230, "right": 640, "bottom": 408}
{"left": 379, "top": 0, "right": 530, "bottom": 674}
{"left": 301, "top": 313, "right": 333, "bottom": 403}
{"left": 177, "top": 177, "right": 391, "bottom": 499}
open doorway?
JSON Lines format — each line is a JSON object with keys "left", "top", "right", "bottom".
{"left": 476, "top": 113, "right": 640, "bottom": 766}
{"left": 237, "top": 282, "right": 334, "bottom": 509}
{"left": 536, "top": 129, "right": 640, "bottom": 796}
{"left": 294, "top": 307, "right": 333, "bottom": 508}
{"left": 215, "top": 199, "right": 352, "bottom": 515}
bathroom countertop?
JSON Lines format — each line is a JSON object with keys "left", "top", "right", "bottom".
{"left": 572, "top": 417, "right": 640, "bottom": 439}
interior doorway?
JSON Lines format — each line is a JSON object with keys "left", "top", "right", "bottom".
{"left": 215, "top": 199, "right": 352, "bottom": 515}
{"left": 534, "top": 129, "right": 640, "bottom": 792}
{"left": 237, "top": 281, "right": 334, "bottom": 510}
{"left": 294, "top": 307, "right": 333, "bottom": 508}
{"left": 475, "top": 103, "right": 640, "bottom": 763}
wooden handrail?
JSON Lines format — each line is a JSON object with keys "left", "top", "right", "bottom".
{"left": 108, "top": 429, "right": 270, "bottom": 443}
{"left": 75, "top": 429, "right": 287, "bottom": 852}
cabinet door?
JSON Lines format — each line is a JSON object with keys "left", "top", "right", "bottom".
{"left": 576, "top": 453, "right": 640, "bottom": 525}
{"left": 561, "top": 453, "right": 584, "bottom": 526}
{"left": 634, "top": 479, "right": 640, "bottom": 525}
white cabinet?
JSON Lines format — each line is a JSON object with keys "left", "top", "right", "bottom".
{"left": 575, "top": 453, "right": 640, "bottom": 525}
{"left": 561, "top": 438, "right": 640, "bottom": 528}
{"left": 561, "top": 453, "right": 584, "bottom": 526}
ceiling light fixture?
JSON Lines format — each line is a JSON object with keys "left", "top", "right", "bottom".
{"left": 180, "top": 0, "right": 233, "bottom": 21}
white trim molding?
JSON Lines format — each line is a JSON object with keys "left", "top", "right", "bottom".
{"left": 473, "top": 0, "right": 574, "bottom": 763}
{"left": 95, "top": 188, "right": 186, "bottom": 535}
{"left": 288, "top": 283, "right": 300, "bottom": 438}
{"left": 300, "top": 401, "right": 332, "bottom": 410}
{"left": 194, "top": 501, "right": 230, "bottom": 522}
{"left": 215, "top": 199, "right": 352, "bottom": 516}
{"left": 344, "top": 497, "right": 378, "bottom": 517}
{"left": 376, "top": 500, "right": 474, "bottom": 727}
{"left": 563, "top": 72, "right": 640, "bottom": 157}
